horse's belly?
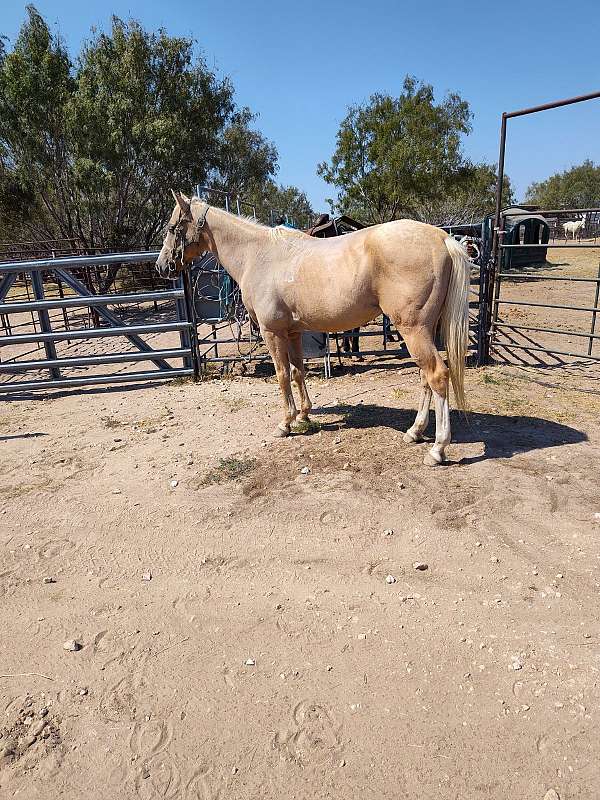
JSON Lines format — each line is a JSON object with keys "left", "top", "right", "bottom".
{"left": 292, "top": 297, "right": 380, "bottom": 333}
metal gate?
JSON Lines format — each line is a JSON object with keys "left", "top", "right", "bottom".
{"left": 478, "top": 89, "right": 600, "bottom": 365}
{"left": 0, "top": 251, "right": 199, "bottom": 393}
{"left": 490, "top": 209, "right": 600, "bottom": 363}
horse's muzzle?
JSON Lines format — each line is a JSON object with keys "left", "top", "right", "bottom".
{"left": 155, "top": 259, "right": 177, "bottom": 280}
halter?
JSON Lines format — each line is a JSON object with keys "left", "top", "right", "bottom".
{"left": 161, "top": 200, "right": 210, "bottom": 279}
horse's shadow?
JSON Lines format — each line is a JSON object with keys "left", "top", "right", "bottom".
{"left": 312, "top": 403, "right": 587, "bottom": 464}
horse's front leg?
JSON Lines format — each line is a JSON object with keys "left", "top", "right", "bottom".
{"left": 263, "top": 329, "right": 297, "bottom": 437}
{"left": 288, "top": 332, "right": 312, "bottom": 422}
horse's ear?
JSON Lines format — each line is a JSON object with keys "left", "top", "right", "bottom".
{"left": 170, "top": 189, "right": 191, "bottom": 217}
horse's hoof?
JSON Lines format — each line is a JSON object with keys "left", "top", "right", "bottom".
{"left": 403, "top": 431, "right": 422, "bottom": 444}
{"left": 273, "top": 425, "right": 290, "bottom": 438}
{"left": 423, "top": 452, "right": 443, "bottom": 467}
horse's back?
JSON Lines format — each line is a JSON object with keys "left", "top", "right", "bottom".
{"left": 286, "top": 219, "right": 450, "bottom": 330}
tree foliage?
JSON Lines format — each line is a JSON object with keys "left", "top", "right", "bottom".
{"left": 412, "top": 165, "right": 514, "bottom": 226}
{"left": 0, "top": 6, "right": 74, "bottom": 241}
{"left": 248, "top": 181, "right": 313, "bottom": 227}
{"left": 525, "top": 160, "right": 600, "bottom": 209}
{"left": 318, "top": 76, "right": 510, "bottom": 225}
{"left": 0, "top": 6, "right": 280, "bottom": 251}
{"left": 206, "top": 107, "right": 277, "bottom": 199}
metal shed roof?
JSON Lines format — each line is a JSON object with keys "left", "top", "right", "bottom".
{"left": 502, "top": 207, "right": 549, "bottom": 228}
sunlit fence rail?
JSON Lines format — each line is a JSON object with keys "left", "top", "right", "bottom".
{"left": 0, "top": 251, "right": 198, "bottom": 393}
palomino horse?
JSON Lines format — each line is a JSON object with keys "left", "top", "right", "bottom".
{"left": 156, "top": 193, "right": 471, "bottom": 466}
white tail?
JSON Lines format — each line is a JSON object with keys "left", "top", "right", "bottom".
{"left": 441, "top": 237, "right": 471, "bottom": 410}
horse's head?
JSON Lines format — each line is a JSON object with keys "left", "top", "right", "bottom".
{"left": 155, "top": 191, "right": 212, "bottom": 278}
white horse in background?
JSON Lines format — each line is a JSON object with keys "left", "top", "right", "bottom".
{"left": 563, "top": 216, "right": 586, "bottom": 241}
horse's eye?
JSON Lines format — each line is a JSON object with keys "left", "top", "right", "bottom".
{"left": 168, "top": 225, "right": 176, "bottom": 235}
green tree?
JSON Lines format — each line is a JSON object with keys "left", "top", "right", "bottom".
{"left": 207, "top": 107, "right": 277, "bottom": 199}
{"left": 525, "top": 160, "right": 600, "bottom": 209}
{"left": 412, "top": 163, "right": 514, "bottom": 226}
{"left": 0, "top": 6, "right": 73, "bottom": 243}
{"left": 318, "top": 76, "right": 506, "bottom": 225}
{"left": 0, "top": 6, "right": 279, "bottom": 256}
{"left": 248, "top": 180, "right": 313, "bottom": 227}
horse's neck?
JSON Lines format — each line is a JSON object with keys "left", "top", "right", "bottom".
{"left": 204, "top": 208, "right": 270, "bottom": 283}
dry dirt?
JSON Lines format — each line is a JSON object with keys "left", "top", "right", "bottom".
{"left": 1, "top": 353, "right": 600, "bottom": 800}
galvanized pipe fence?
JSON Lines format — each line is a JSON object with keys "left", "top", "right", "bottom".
{"left": 0, "top": 250, "right": 199, "bottom": 393}
{"left": 478, "top": 89, "right": 600, "bottom": 366}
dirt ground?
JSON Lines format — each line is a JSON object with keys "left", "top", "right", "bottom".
{"left": 1, "top": 348, "right": 600, "bottom": 799}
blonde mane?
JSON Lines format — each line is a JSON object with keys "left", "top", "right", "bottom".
{"left": 191, "top": 197, "right": 311, "bottom": 252}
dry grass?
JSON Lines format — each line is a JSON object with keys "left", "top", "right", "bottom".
{"left": 195, "top": 456, "right": 258, "bottom": 487}
{"left": 169, "top": 376, "right": 197, "bottom": 387}
{"left": 101, "top": 416, "right": 127, "bottom": 429}
{"left": 222, "top": 396, "right": 248, "bottom": 413}
{"left": 292, "top": 419, "right": 321, "bottom": 434}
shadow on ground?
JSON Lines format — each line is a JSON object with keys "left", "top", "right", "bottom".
{"left": 0, "top": 432, "right": 48, "bottom": 442}
{"left": 312, "top": 403, "right": 587, "bottom": 464}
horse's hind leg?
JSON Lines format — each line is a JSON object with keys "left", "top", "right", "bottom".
{"left": 263, "top": 329, "right": 297, "bottom": 437}
{"left": 403, "top": 369, "right": 432, "bottom": 443}
{"left": 398, "top": 327, "right": 451, "bottom": 466}
{"left": 288, "top": 332, "right": 312, "bottom": 422}
{"left": 426, "top": 386, "right": 451, "bottom": 467}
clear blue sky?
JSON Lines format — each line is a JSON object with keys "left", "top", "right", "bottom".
{"left": 4, "top": 0, "right": 600, "bottom": 211}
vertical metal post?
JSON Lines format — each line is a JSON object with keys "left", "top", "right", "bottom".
{"left": 323, "top": 334, "right": 331, "bottom": 379}
{"left": 24, "top": 271, "right": 40, "bottom": 345}
{"left": 175, "top": 273, "right": 191, "bottom": 373}
{"left": 55, "top": 269, "right": 71, "bottom": 342}
{"left": 478, "top": 113, "right": 507, "bottom": 366}
{"left": 492, "top": 245, "right": 509, "bottom": 331}
{"left": 181, "top": 266, "right": 200, "bottom": 379}
{"left": 236, "top": 197, "right": 241, "bottom": 216}
{"left": 30, "top": 269, "right": 61, "bottom": 380}
{"left": 588, "top": 263, "right": 600, "bottom": 356}
{"left": 175, "top": 270, "right": 199, "bottom": 380}
{"left": 477, "top": 261, "right": 490, "bottom": 367}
